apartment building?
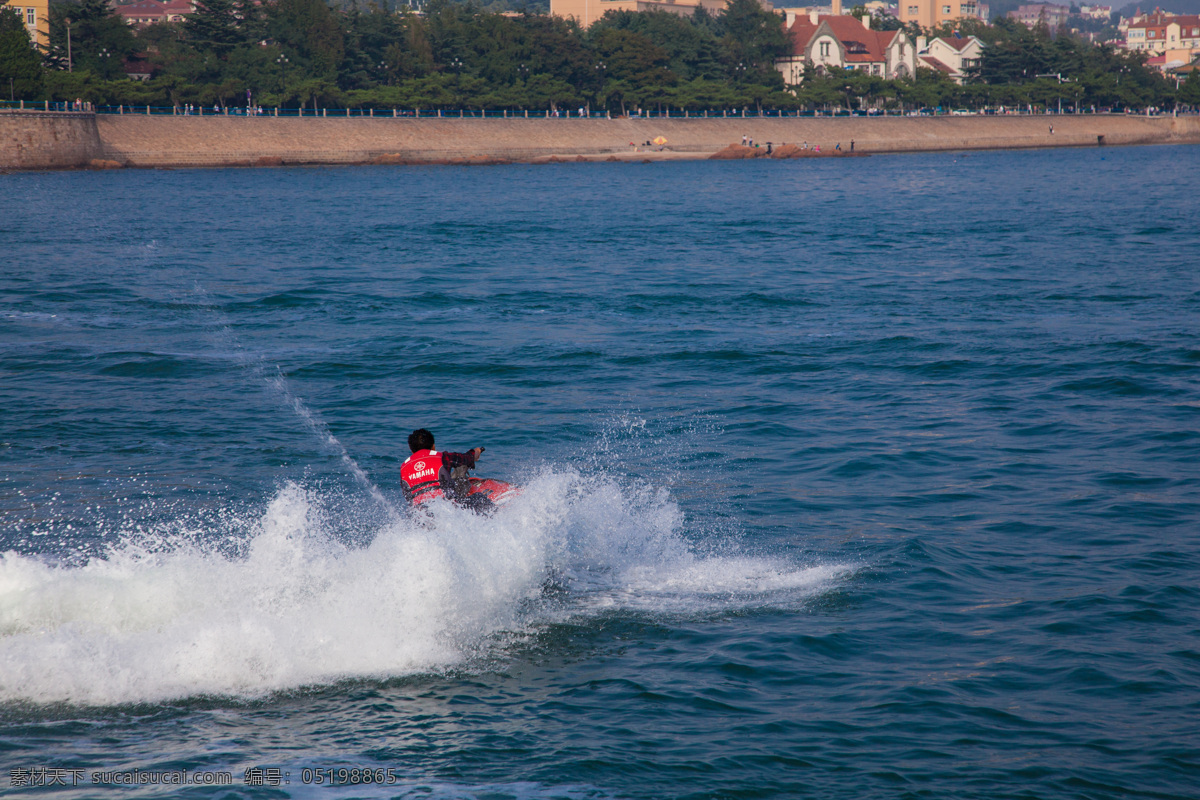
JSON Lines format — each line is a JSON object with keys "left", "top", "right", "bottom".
{"left": 1, "top": 0, "right": 47, "bottom": 49}
{"left": 898, "top": 0, "right": 986, "bottom": 30}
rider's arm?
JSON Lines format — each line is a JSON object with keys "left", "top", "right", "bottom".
{"left": 440, "top": 448, "right": 483, "bottom": 470}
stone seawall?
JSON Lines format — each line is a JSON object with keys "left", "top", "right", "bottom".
{"left": 4, "top": 112, "right": 1198, "bottom": 170}
{"left": 0, "top": 111, "right": 102, "bottom": 170}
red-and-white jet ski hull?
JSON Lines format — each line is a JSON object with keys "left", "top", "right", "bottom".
{"left": 466, "top": 477, "right": 521, "bottom": 506}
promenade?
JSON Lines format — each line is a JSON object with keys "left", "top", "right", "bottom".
{"left": 3, "top": 111, "right": 1199, "bottom": 170}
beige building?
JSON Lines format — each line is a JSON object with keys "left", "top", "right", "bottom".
{"left": 550, "top": 0, "right": 727, "bottom": 28}
{"left": 1, "top": 0, "right": 47, "bottom": 49}
{"left": 898, "top": 0, "right": 985, "bottom": 30}
{"left": 1007, "top": 3, "right": 1069, "bottom": 29}
{"left": 1124, "top": 13, "right": 1200, "bottom": 53}
{"left": 1078, "top": 4, "right": 1111, "bottom": 21}
{"left": 1123, "top": 11, "right": 1200, "bottom": 72}
{"left": 114, "top": 0, "right": 195, "bottom": 28}
{"left": 916, "top": 34, "right": 983, "bottom": 83}
{"left": 775, "top": 12, "right": 917, "bottom": 84}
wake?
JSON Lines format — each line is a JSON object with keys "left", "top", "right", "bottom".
{"left": 0, "top": 469, "right": 849, "bottom": 706}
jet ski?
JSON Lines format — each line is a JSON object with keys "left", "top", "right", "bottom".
{"left": 465, "top": 476, "right": 521, "bottom": 507}
{"left": 411, "top": 462, "right": 519, "bottom": 514}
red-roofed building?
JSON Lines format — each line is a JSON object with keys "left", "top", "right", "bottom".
{"left": 1008, "top": 3, "right": 1069, "bottom": 28}
{"left": 114, "top": 0, "right": 195, "bottom": 28}
{"left": 1125, "top": 13, "right": 1200, "bottom": 52}
{"left": 919, "top": 54, "right": 955, "bottom": 75}
{"left": 1122, "top": 11, "right": 1200, "bottom": 71}
{"left": 775, "top": 12, "right": 917, "bottom": 85}
{"left": 915, "top": 34, "right": 983, "bottom": 83}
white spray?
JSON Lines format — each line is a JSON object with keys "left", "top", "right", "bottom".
{"left": 0, "top": 470, "right": 849, "bottom": 706}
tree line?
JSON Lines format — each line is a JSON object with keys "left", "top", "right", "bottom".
{"left": 1, "top": 0, "right": 1196, "bottom": 112}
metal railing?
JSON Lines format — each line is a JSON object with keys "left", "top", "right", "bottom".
{"left": 1, "top": 100, "right": 1188, "bottom": 118}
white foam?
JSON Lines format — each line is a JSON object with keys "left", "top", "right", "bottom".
{"left": 0, "top": 472, "right": 850, "bottom": 705}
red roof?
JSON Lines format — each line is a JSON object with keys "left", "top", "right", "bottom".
{"left": 115, "top": 0, "right": 194, "bottom": 20}
{"left": 1126, "top": 11, "right": 1197, "bottom": 28}
{"left": 940, "top": 36, "right": 976, "bottom": 52}
{"left": 786, "top": 19, "right": 820, "bottom": 52}
{"left": 920, "top": 55, "right": 955, "bottom": 74}
{"left": 786, "top": 15, "right": 900, "bottom": 64}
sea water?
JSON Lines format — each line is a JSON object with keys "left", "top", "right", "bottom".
{"left": 1, "top": 146, "right": 1198, "bottom": 799}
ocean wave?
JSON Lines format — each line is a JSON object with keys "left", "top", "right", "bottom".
{"left": 0, "top": 470, "right": 848, "bottom": 706}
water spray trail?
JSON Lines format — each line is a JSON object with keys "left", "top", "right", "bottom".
{"left": 191, "top": 283, "right": 401, "bottom": 523}
{"left": 266, "top": 371, "right": 401, "bottom": 522}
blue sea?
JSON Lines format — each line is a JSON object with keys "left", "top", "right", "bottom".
{"left": 2, "top": 146, "right": 1199, "bottom": 799}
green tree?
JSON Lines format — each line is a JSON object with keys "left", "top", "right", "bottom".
{"left": 0, "top": 6, "right": 42, "bottom": 100}
{"left": 1178, "top": 69, "right": 1200, "bottom": 110}
{"left": 717, "top": 0, "right": 787, "bottom": 86}
{"left": 589, "top": 10, "right": 722, "bottom": 81}
{"left": 269, "top": 0, "right": 345, "bottom": 80}
{"left": 48, "top": 0, "right": 137, "bottom": 79}
{"left": 592, "top": 27, "right": 673, "bottom": 90}
{"left": 185, "top": 0, "right": 251, "bottom": 55}
{"left": 340, "top": 4, "right": 427, "bottom": 89}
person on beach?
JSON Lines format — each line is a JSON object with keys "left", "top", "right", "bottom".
{"left": 401, "top": 428, "right": 491, "bottom": 511}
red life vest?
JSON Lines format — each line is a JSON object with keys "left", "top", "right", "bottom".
{"left": 401, "top": 449, "right": 446, "bottom": 504}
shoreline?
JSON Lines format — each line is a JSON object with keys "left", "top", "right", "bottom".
{"left": 3, "top": 112, "right": 1199, "bottom": 171}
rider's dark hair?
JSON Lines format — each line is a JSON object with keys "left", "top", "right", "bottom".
{"left": 409, "top": 428, "right": 434, "bottom": 452}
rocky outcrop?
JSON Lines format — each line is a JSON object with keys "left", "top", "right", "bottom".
{"left": 709, "top": 144, "right": 767, "bottom": 159}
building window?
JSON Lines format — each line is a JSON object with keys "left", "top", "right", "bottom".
{"left": 908, "top": 5, "right": 918, "bottom": 13}
{"left": 820, "top": 41, "right": 831, "bottom": 57}
{"left": 942, "top": 5, "right": 951, "bottom": 13}
{"left": 26, "top": 7, "right": 35, "bottom": 25}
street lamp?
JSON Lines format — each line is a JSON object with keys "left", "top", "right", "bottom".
{"left": 64, "top": 17, "right": 72, "bottom": 73}
{"left": 593, "top": 61, "right": 606, "bottom": 116}
{"left": 276, "top": 53, "right": 288, "bottom": 101}
{"left": 1036, "top": 72, "right": 1071, "bottom": 114}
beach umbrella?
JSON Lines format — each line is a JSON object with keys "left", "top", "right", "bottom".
{"left": 652, "top": 136, "right": 667, "bottom": 145}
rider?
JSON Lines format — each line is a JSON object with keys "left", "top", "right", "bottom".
{"left": 400, "top": 428, "right": 490, "bottom": 510}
